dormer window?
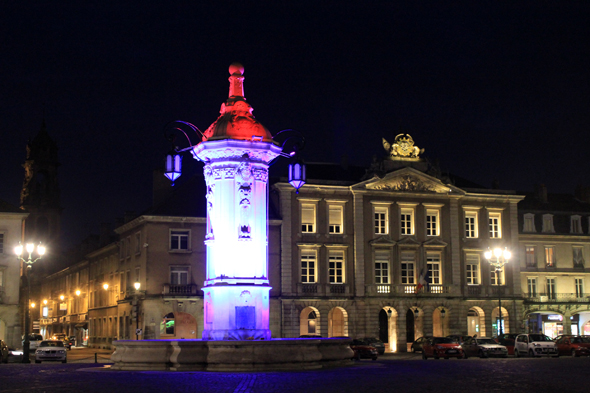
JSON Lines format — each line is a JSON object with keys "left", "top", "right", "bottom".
{"left": 523, "top": 213, "right": 536, "bottom": 233}
{"left": 571, "top": 215, "right": 582, "bottom": 234}
{"left": 542, "top": 214, "right": 555, "bottom": 233}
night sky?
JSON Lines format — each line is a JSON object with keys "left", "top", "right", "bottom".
{"left": 1, "top": 2, "right": 589, "bottom": 248}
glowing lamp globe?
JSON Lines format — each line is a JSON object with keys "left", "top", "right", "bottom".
{"left": 164, "top": 151, "right": 182, "bottom": 183}
{"left": 288, "top": 160, "right": 306, "bottom": 192}
{"left": 134, "top": 282, "right": 140, "bottom": 291}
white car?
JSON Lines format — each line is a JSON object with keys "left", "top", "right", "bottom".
{"left": 514, "top": 334, "right": 558, "bottom": 357}
{"left": 22, "top": 334, "right": 44, "bottom": 350}
{"left": 35, "top": 340, "right": 67, "bottom": 363}
{"left": 461, "top": 337, "right": 508, "bottom": 358}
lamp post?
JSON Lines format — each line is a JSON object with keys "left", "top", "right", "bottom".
{"left": 134, "top": 282, "right": 141, "bottom": 340}
{"left": 484, "top": 247, "right": 511, "bottom": 336}
{"left": 15, "top": 242, "right": 46, "bottom": 363}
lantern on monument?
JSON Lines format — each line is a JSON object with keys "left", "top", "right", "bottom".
{"left": 164, "top": 150, "right": 182, "bottom": 184}
{"left": 288, "top": 156, "right": 306, "bottom": 193}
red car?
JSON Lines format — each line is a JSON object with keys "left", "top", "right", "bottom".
{"left": 495, "top": 333, "right": 518, "bottom": 356}
{"left": 422, "top": 337, "right": 464, "bottom": 360}
{"left": 350, "top": 339, "right": 378, "bottom": 361}
{"left": 555, "top": 335, "right": 590, "bottom": 357}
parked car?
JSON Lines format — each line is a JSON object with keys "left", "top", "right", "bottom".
{"left": 514, "top": 334, "right": 558, "bottom": 357}
{"left": 0, "top": 340, "right": 9, "bottom": 363}
{"left": 350, "top": 339, "right": 378, "bottom": 361}
{"left": 422, "top": 337, "right": 464, "bottom": 360}
{"left": 51, "top": 333, "right": 71, "bottom": 349}
{"left": 363, "top": 338, "right": 385, "bottom": 355}
{"left": 461, "top": 337, "right": 508, "bottom": 358}
{"left": 22, "top": 334, "right": 44, "bottom": 350}
{"left": 555, "top": 335, "right": 590, "bottom": 357}
{"left": 66, "top": 336, "right": 76, "bottom": 348}
{"left": 446, "top": 335, "right": 470, "bottom": 345}
{"left": 410, "top": 336, "right": 432, "bottom": 353}
{"left": 35, "top": 340, "right": 67, "bottom": 363}
{"left": 495, "top": 333, "right": 518, "bottom": 356}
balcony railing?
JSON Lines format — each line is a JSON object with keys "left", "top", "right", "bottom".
{"left": 525, "top": 293, "right": 589, "bottom": 303}
{"left": 162, "top": 284, "right": 198, "bottom": 296}
{"left": 366, "top": 284, "right": 451, "bottom": 295}
{"left": 296, "top": 283, "right": 350, "bottom": 296}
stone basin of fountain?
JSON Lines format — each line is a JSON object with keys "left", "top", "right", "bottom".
{"left": 110, "top": 338, "right": 354, "bottom": 371}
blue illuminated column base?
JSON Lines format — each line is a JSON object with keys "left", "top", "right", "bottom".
{"left": 202, "top": 285, "right": 271, "bottom": 341}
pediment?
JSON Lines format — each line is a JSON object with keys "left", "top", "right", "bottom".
{"left": 423, "top": 238, "right": 448, "bottom": 248}
{"left": 353, "top": 167, "right": 465, "bottom": 195}
{"left": 369, "top": 236, "right": 396, "bottom": 247}
{"left": 397, "top": 236, "right": 421, "bottom": 247}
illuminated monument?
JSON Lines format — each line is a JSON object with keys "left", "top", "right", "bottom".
{"left": 193, "top": 63, "right": 281, "bottom": 340}
{"left": 111, "top": 64, "right": 352, "bottom": 370}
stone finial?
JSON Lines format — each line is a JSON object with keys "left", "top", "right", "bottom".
{"left": 228, "top": 62, "right": 245, "bottom": 98}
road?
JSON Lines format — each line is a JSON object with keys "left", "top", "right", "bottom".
{"left": 0, "top": 352, "right": 587, "bottom": 393}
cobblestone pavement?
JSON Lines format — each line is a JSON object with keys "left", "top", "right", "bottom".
{"left": 0, "top": 353, "right": 588, "bottom": 393}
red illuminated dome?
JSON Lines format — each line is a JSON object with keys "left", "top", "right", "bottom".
{"left": 202, "top": 63, "right": 274, "bottom": 143}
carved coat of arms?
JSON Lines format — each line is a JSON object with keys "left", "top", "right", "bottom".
{"left": 383, "top": 134, "right": 424, "bottom": 158}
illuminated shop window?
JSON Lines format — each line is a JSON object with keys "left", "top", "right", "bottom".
{"left": 300, "top": 250, "right": 317, "bottom": 283}
{"left": 328, "top": 205, "right": 343, "bottom": 234}
{"left": 489, "top": 212, "right": 502, "bottom": 238}
{"left": 426, "top": 209, "right": 440, "bottom": 236}
{"left": 400, "top": 252, "right": 415, "bottom": 284}
{"left": 170, "top": 230, "right": 190, "bottom": 251}
{"left": 466, "top": 254, "right": 480, "bottom": 285}
{"left": 301, "top": 204, "right": 316, "bottom": 233}
{"left": 373, "top": 206, "right": 388, "bottom": 235}
{"left": 464, "top": 211, "right": 478, "bottom": 238}
{"left": 374, "top": 250, "right": 390, "bottom": 284}
{"left": 328, "top": 250, "right": 344, "bottom": 284}
{"left": 160, "top": 312, "right": 175, "bottom": 335}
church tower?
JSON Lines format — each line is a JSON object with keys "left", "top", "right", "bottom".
{"left": 20, "top": 120, "right": 62, "bottom": 249}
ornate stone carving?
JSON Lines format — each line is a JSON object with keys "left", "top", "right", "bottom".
{"left": 253, "top": 168, "right": 268, "bottom": 182}
{"left": 370, "top": 175, "right": 435, "bottom": 192}
{"left": 206, "top": 183, "right": 215, "bottom": 240}
{"left": 237, "top": 158, "right": 253, "bottom": 240}
{"left": 383, "top": 134, "right": 424, "bottom": 158}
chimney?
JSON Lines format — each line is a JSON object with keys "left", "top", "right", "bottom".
{"left": 153, "top": 169, "right": 174, "bottom": 207}
{"left": 575, "top": 185, "right": 590, "bottom": 203}
{"left": 535, "top": 184, "right": 548, "bottom": 203}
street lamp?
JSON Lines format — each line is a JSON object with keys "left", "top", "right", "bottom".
{"left": 484, "top": 247, "right": 511, "bottom": 336}
{"left": 134, "top": 282, "right": 141, "bottom": 340}
{"left": 15, "top": 242, "right": 46, "bottom": 363}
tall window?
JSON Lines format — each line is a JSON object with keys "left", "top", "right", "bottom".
{"left": 523, "top": 213, "right": 535, "bottom": 232}
{"left": 373, "top": 206, "right": 388, "bottom": 235}
{"left": 426, "top": 209, "right": 439, "bottom": 236}
{"left": 571, "top": 215, "right": 582, "bottom": 234}
{"left": 301, "top": 250, "right": 317, "bottom": 283}
{"left": 573, "top": 247, "right": 584, "bottom": 267}
{"left": 328, "top": 205, "right": 343, "bottom": 234}
{"left": 466, "top": 254, "right": 480, "bottom": 285}
{"left": 546, "top": 278, "right": 556, "bottom": 299}
{"left": 400, "top": 208, "right": 414, "bottom": 235}
{"left": 328, "top": 250, "right": 344, "bottom": 284}
{"left": 490, "top": 266, "right": 504, "bottom": 286}
{"left": 301, "top": 204, "right": 316, "bottom": 233}
{"left": 575, "top": 278, "right": 584, "bottom": 298}
{"left": 489, "top": 212, "right": 501, "bottom": 238}
{"left": 464, "top": 211, "right": 478, "bottom": 238}
{"left": 527, "top": 277, "right": 537, "bottom": 297}
{"left": 170, "top": 230, "right": 189, "bottom": 250}
{"left": 170, "top": 266, "right": 189, "bottom": 285}
{"left": 426, "top": 254, "right": 441, "bottom": 285}
{"left": 400, "top": 252, "right": 415, "bottom": 284}
{"left": 525, "top": 246, "right": 536, "bottom": 267}
{"left": 545, "top": 246, "right": 555, "bottom": 267}
{"left": 0, "top": 233, "right": 4, "bottom": 253}
{"left": 374, "top": 250, "right": 390, "bottom": 284}
{"left": 542, "top": 214, "right": 554, "bottom": 233}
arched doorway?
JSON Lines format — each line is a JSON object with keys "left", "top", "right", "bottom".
{"left": 380, "top": 307, "right": 398, "bottom": 352}
{"left": 432, "top": 308, "right": 448, "bottom": 337}
{"left": 467, "top": 307, "right": 485, "bottom": 337}
{"left": 300, "top": 306, "right": 320, "bottom": 337}
{"left": 328, "top": 307, "right": 348, "bottom": 337}
{"left": 406, "top": 309, "right": 414, "bottom": 343}
{"left": 491, "top": 307, "right": 510, "bottom": 336}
